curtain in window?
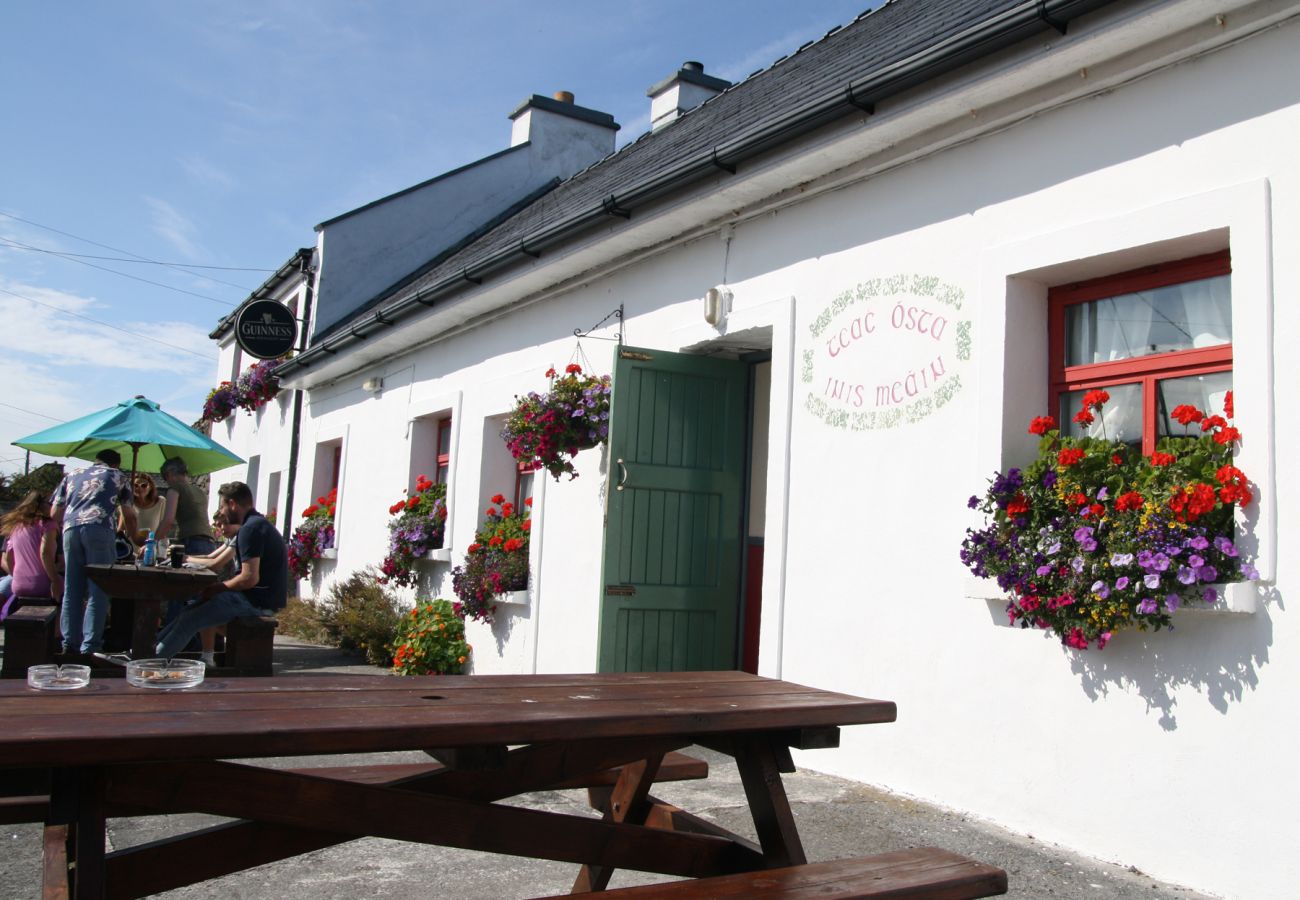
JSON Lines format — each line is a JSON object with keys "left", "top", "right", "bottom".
{"left": 1065, "top": 274, "right": 1230, "bottom": 365}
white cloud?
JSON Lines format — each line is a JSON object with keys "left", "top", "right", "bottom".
{"left": 181, "top": 155, "right": 237, "bottom": 190}
{"left": 716, "top": 29, "right": 810, "bottom": 83}
{"left": 144, "top": 196, "right": 205, "bottom": 259}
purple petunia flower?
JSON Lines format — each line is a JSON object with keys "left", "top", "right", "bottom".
{"left": 1096, "top": 486, "right": 1109, "bottom": 501}
{"left": 1144, "top": 573, "right": 1162, "bottom": 590}
{"left": 1111, "top": 552, "right": 1134, "bottom": 567}
{"left": 1177, "top": 566, "right": 1197, "bottom": 585}
{"left": 1036, "top": 565, "right": 1052, "bottom": 576}
{"left": 1165, "top": 594, "right": 1181, "bottom": 613}
{"left": 1188, "top": 554, "right": 1205, "bottom": 568}
{"left": 1042, "top": 470, "right": 1058, "bottom": 488}
{"left": 1091, "top": 580, "right": 1110, "bottom": 599}
{"left": 1202, "top": 587, "right": 1218, "bottom": 604}
{"left": 1215, "top": 536, "right": 1238, "bottom": 557}
{"left": 1188, "top": 535, "right": 1209, "bottom": 550}
{"left": 968, "top": 496, "right": 980, "bottom": 509}
{"left": 1071, "top": 556, "right": 1085, "bottom": 573}
{"left": 1240, "top": 562, "right": 1259, "bottom": 580}
{"left": 1198, "top": 565, "right": 1218, "bottom": 583}
{"left": 1137, "top": 598, "right": 1158, "bottom": 615}
{"left": 1115, "top": 576, "right": 1130, "bottom": 590}
{"left": 1137, "top": 549, "right": 1155, "bottom": 569}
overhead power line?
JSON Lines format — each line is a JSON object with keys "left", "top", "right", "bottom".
{"left": 0, "top": 210, "right": 273, "bottom": 296}
{"left": 0, "top": 236, "right": 238, "bottom": 306}
{"left": 0, "top": 286, "right": 211, "bottom": 359}
{"left": 0, "top": 238, "right": 273, "bottom": 271}
{"left": 0, "top": 400, "right": 62, "bottom": 422}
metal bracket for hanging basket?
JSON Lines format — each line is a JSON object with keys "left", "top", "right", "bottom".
{"left": 573, "top": 304, "right": 623, "bottom": 345}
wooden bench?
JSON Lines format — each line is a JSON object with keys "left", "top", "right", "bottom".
{"left": 222, "top": 614, "right": 278, "bottom": 675}
{"left": 588, "top": 847, "right": 1008, "bottom": 898}
{"left": 1, "top": 601, "right": 60, "bottom": 678}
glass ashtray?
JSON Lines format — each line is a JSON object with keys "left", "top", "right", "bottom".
{"left": 126, "top": 658, "right": 206, "bottom": 689}
{"left": 28, "top": 664, "right": 91, "bottom": 691}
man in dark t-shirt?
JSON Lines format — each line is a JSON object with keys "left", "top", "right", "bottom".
{"left": 155, "top": 481, "right": 286, "bottom": 661}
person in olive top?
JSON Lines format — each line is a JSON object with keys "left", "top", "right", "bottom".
{"left": 155, "top": 457, "right": 218, "bottom": 555}
{"left": 155, "top": 481, "right": 286, "bottom": 661}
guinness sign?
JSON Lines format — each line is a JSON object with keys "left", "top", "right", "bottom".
{"left": 234, "top": 300, "right": 297, "bottom": 359}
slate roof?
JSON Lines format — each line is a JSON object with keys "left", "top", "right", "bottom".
{"left": 290, "top": 0, "right": 1120, "bottom": 361}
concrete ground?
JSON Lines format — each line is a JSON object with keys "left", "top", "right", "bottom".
{"left": 0, "top": 636, "right": 1217, "bottom": 899}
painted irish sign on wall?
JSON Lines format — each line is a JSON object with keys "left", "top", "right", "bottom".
{"left": 803, "top": 274, "right": 971, "bottom": 430}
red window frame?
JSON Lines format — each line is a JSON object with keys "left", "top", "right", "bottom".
{"left": 514, "top": 464, "right": 534, "bottom": 512}
{"left": 1048, "top": 250, "right": 1232, "bottom": 456}
{"left": 434, "top": 417, "right": 452, "bottom": 485}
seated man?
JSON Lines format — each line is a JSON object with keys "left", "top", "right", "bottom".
{"left": 155, "top": 481, "right": 286, "bottom": 661}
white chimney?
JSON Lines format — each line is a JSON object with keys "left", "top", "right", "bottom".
{"left": 647, "top": 61, "right": 730, "bottom": 131}
{"left": 509, "top": 91, "right": 619, "bottom": 167}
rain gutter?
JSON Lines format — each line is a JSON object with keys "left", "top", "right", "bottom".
{"left": 276, "top": 0, "right": 1117, "bottom": 379}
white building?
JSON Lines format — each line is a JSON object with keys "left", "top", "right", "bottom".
{"left": 212, "top": 1, "right": 1300, "bottom": 897}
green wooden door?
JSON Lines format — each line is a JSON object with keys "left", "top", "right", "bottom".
{"left": 598, "top": 347, "right": 747, "bottom": 672}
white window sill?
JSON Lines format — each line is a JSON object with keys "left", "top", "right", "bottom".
{"left": 320, "top": 548, "right": 337, "bottom": 560}
{"left": 965, "top": 577, "right": 1258, "bottom": 617}
{"left": 421, "top": 548, "right": 452, "bottom": 563}
{"left": 498, "top": 588, "right": 529, "bottom": 607}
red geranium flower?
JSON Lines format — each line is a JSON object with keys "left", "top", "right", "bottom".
{"left": 1115, "top": 491, "right": 1144, "bottom": 512}
{"left": 1073, "top": 409, "right": 1095, "bottom": 427}
{"left": 406, "top": 496, "right": 419, "bottom": 509}
{"left": 1006, "top": 494, "right": 1029, "bottom": 516}
{"left": 1057, "top": 448, "right": 1085, "bottom": 467}
{"left": 565, "top": 363, "right": 582, "bottom": 374}
{"left": 544, "top": 367, "right": 556, "bottom": 378}
{"left": 1111, "top": 454, "right": 1123, "bottom": 465}
{"left": 1200, "top": 415, "right": 1227, "bottom": 433}
{"left": 524, "top": 497, "right": 533, "bottom": 507}
{"left": 490, "top": 493, "right": 505, "bottom": 505}
{"left": 1150, "top": 452, "right": 1176, "bottom": 467}
{"left": 485, "top": 507, "right": 498, "bottom": 517}
{"left": 1223, "top": 391, "right": 1234, "bottom": 418}
{"left": 1171, "top": 404, "right": 1204, "bottom": 425}
{"left": 1081, "top": 389, "right": 1110, "bottom": 410}
{"left": 1216, "top": 465, "right": 1246, "bottom": 485}
{"left": 1213, "top": 426, "right": 1241, "bottom": 445}
{"left": 1028, "top": 416, "right": 1057, "bottom": 435}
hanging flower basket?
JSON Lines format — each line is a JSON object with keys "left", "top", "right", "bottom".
{"left": 502, "top": 364, "right": 611, "bottom": 480}
{"left": 379, "top": 475, "right": 448, "bottom": 589}
{"left": 961, "top": 391, "right": 1258, "bottom": 650}
{"left": 450, "top": 494, "right": 531, "bottom": 624}
{"left": 288, "top": 488, "right": 337, "bottom": 580}
{"left": 202, "top": 382, "right": 238, "bottom": 424}
{"left": 234, "top": 358, "right": 282, "bottom": 413}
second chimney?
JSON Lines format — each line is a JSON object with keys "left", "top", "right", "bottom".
{"left": 647, "top": 61, "right": 730, "bottom": 131}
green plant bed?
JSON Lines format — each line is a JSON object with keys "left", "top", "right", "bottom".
{"left": 318, "top": 569, "right": 402, "bottom": 667}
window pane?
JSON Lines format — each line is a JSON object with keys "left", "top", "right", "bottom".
{"left": 437, "top": 418, "right": 452, "bottom": 455}
{"left": 1156, "top": 371, "right": 1232, "bottom": 438}
{"left": 1065, "top": 274, "right": 1230, "bottom": 366}
{"left": 435, "top": 463, "right": 449, "bottom": 485}
{"left": 515, "top": 470, "right": 535, "bottom": 511}
{"left": 1059, "top": 382, "right": 1143, "bottom": 447}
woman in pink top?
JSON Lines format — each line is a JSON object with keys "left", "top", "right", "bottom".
{"left": 1, "top": 490, "right": 62, "bottom": 606}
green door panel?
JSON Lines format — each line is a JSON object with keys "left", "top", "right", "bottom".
{"left": 598, "top": 347, "right": 747, "bottom": 672}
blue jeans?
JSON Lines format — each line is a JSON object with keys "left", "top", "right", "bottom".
{"left": 155, "top": 590, "right": 272, "bottom": 659}
{"left": 61, "top": 525, "right": 117, "bottom": 654}
{"left": 183, "top": 535, "right": 218, "bottom": 555}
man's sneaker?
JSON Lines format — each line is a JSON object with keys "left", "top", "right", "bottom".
{"left": 91, "top": 652, "right": 131, "bottom": 666}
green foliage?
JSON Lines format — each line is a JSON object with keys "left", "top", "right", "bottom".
{"left": 318, "top": 568, "right": 402, "bottom": 667}
{"left": 274, "top": 596, "right": 330, "bottom": 645}
{"left": 391, "top": 598, "right": 472, "bottom": 676}
{"left": 0, "top": 463, "right": 65, "bottom": 505}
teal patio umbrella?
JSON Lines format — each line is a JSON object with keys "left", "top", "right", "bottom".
{"left": 13, "top": 396, "right": 244, "bottom": 476}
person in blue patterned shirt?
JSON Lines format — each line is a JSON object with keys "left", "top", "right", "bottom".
{"left": 50, "top": 449, "right": 137, "bottom": 654}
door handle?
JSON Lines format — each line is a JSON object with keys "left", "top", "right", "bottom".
{"left": 615, "top": 459, "right": 629, "bottom": 491}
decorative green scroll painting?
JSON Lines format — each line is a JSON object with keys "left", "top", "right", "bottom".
{"left": 803, "top": 274, "right": 972, "bottom": 431}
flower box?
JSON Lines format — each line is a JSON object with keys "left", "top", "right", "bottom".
{"left": 498, "top": 588, "right": 530, "bottom": 606}
{"left": 320, "top": 548, "right": 337, "bottom": 560}
{"left": 421, "top": 548, "right": 452, "bottom": 563}
{"left": 967, "top": 577, "right": 1257, "bottom": 617}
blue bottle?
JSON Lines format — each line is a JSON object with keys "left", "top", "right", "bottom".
{"left": 142, "top": 531, "right": 156, "bottom": 566}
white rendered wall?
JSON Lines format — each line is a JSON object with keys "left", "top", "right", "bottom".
{"left": 224, "top": 19, "right": 1299, "bottom": 899}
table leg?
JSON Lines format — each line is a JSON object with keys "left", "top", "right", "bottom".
{"left": 130, "top": 599, "right": 164, "bottom": 660}
{"left": 42, "top": 824, "right": 70, "bottom": 900}
{"left": 571, "top": 754, "right": 664, "bottom": 893}
{"left": 72, "top": 769, "right": 108, "bottom": 899}
{"left": 733, "top": 736, "right": 807, "bottom": 868}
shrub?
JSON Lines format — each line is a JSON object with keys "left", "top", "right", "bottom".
{"left": 391, "top": 598, "right": 472, "bottom": 675}
{"left": 275, "top": 595, "right": 329, "bottom": 645}
{"left": 318, "top": 569, "right": 402, "bottom": 667}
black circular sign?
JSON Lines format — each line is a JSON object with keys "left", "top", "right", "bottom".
{"left": 234, "top": 300, "right": 298, "bottom": 359}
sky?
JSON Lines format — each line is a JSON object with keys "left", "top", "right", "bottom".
{"left": 0, "top": 0, "right": 873, "bottom": 477}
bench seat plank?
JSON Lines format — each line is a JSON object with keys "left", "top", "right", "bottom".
{"left": 587, "top": 847, "right": 1008, "bottom": 899}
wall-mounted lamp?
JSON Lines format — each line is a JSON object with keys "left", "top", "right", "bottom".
{"left": 703, "top": 286, "right": 732, "bottom": 327}
{"left": 362, "top": 376, "right": 384, "bottom": 394}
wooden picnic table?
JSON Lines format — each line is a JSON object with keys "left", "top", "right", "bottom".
{"left": 84, "top": 562, "right": 218, "bottom": 661}
{"left": 0, "top": 670, "right": 896, "bottom": 899}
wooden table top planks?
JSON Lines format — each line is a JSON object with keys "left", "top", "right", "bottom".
{"left": 0, "top": 671, "right": 896, "bottom": 768}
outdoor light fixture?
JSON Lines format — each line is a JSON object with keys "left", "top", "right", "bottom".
{"left": 703, "top": 285, "right": 732, "bottom": 327}
{"left": 362, "top": 376, "right": 384, "bottom": 393}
